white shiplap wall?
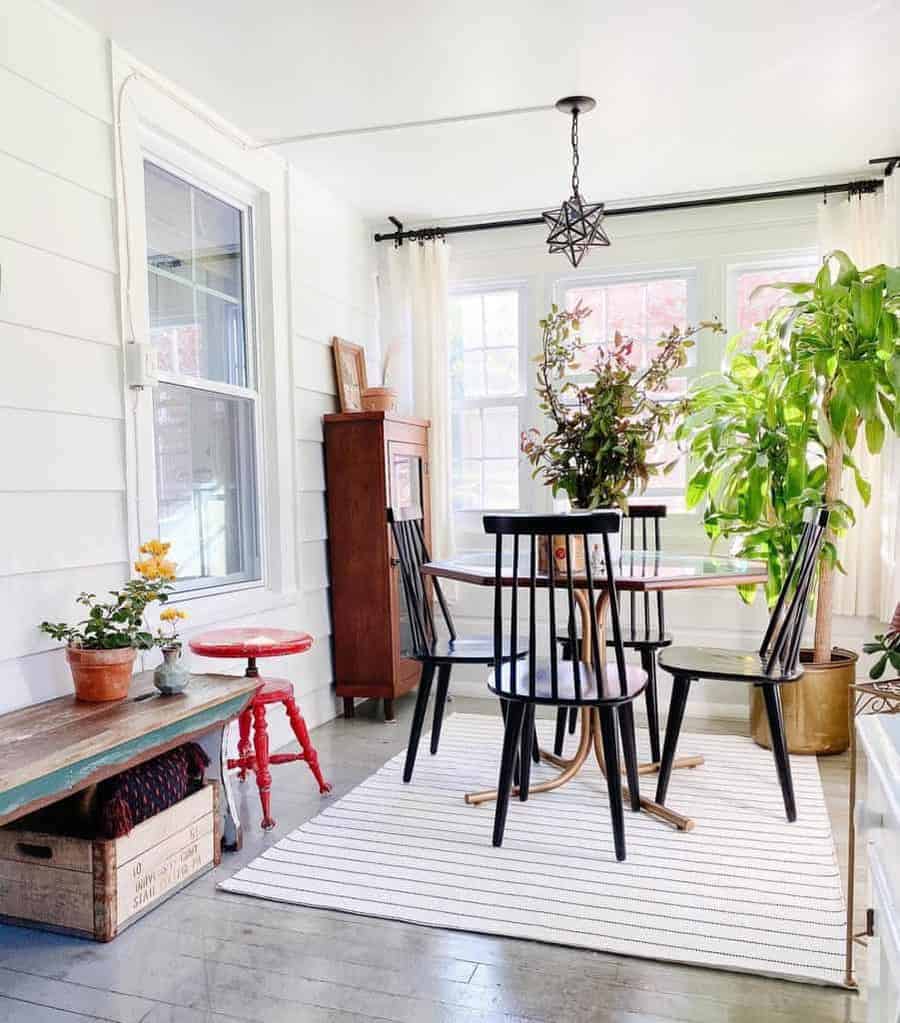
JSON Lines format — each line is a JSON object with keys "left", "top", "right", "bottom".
{"left": 0, "top": 0, "right": 376, "bottom": 743}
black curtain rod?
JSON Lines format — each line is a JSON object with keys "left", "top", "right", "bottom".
{"left": 373, "top": 178, "right": 883, "bottom": 244}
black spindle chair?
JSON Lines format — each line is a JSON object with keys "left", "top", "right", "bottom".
{"left": 654, "top": 507, "right": 830, "bottom": 822}
{"left": 387, "top": 506, "right": 530, "bottom": 784}
{"left": 554, "top": 505, "right": 672, "bottom": 762}
{"left": 483, "top": 512, "right": 648, "bottom": 861}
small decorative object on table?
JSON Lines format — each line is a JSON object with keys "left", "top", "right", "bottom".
{"left": 39, "top": 541, "right": 180, "bottom": 703}
{"left": 361, "top": 338, "right": 398, "bottom": 412}
{"left": 153, "top": 607, "right": 190, "bottom": 695}
{"left": 331, "top": 336, "right": 368, "bottom": 412}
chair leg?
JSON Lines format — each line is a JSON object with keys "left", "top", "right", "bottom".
{"left": 568, "top": 706, "right": 578, "bottom": 734}
{"left": 251, "top": 701, "right": 275, "bottom": 830}
{"left": 617, "top": 701, "right": 641, "bottom": 812}
{"left": 553, "top": 707, "right": 567, "bottom": 756}
{"left": 236, "top": 709, "right": 253, "bottom": 781}
{"left": 403, "top": 662, "right": 435, "bottom": 783}
{"left": 499, "top": 699, "right": 521, "bottom": 788}
{"left": 493, "top": 701, "right": 526, "bottom": 847}
{"left": 519, "top": 705, "right": 535, "bottom": 801}
{"left": 598, "top": 706, "right": 626, "bottom": 862}
{"left": 284, "top": 696, "right": 332, "bottom": 794}
{"left": 642, "top": 650, "right": 661, "bottom": 765}
{"left": 762, "top": 684, "right": 797, "bottom": 822}
{"left": 655, "top": 675, "right": 691, "bottom": 805}
{"left": 430, "top": 664, "right": 452, "bottom": 755}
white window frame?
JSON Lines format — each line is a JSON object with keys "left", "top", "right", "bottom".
{"left": 143, "top": 151, "right": 265, "bottom": 595}
{"left": 114, "top": 51, "right": 298, "bottom": 625}
{"left": 725, "top": 249, "right": 819, "bottom": 339}
{"left": 552, "top": 265, "right": 700, "bottom": 507}
{"left": 449, "top": 278, "right": 530, "bottom": 539}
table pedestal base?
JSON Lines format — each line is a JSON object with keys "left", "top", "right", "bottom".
{"left": 465, "top": 707, "right": 697, "bottom": 832}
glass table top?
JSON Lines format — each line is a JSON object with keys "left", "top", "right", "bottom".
{"left": 423, "top": 549, "right": 767, "bottom": 591}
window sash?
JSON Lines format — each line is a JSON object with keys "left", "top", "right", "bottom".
{"left": 143, "top": 155, "right": 263, "bottom": 594}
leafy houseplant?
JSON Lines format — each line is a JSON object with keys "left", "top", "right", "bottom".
{"left": 864, "top": 604, "right": 900, "bottom": 680}
{"left": 521, "top": 302, "right": 720, "bottom": 510}
{"left": 680, "top": 251, "right": 900, "bottom": 752}
{"left": 40, "top": 541, "right": 179, "bottom": 702}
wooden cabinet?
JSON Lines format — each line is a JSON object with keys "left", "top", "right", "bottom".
{"left": 323, "top": 412, "right": 431, "bottom": 721}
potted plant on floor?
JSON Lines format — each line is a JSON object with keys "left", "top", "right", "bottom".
{"left": 40, "top": 541, "right": 179, "bottom": 702}
{"left": 680, "top": 251, "right": 900, "bottom": 752}
{"left": 521, "top": 301, "right": 722, "bottom": 555}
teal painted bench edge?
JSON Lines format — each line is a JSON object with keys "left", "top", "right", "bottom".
{"left": 0, "top": 693, "right": 248, "bottom": 823}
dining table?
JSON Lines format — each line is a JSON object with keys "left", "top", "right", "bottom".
{"left": 421, "top": 547, "right": 768, "bottom": 832}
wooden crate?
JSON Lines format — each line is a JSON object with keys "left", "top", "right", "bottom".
{"left": 0, "top": 782, "right": 219, "bottom": 940}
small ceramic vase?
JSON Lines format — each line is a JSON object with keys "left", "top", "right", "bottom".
{"left": 153, "top": 643, "right": 190, "bottom": 695}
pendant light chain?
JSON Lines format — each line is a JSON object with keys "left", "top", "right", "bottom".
{"left": 570, "top": 110, "right": 580, "bottom": 198}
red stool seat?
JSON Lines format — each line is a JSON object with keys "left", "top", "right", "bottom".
{"left": 189, "top": 628, "right": 330, "bottom": 830}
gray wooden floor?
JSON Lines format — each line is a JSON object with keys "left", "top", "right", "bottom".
{"left": 0, "top": 696, "right": 867, "bottom": 1023}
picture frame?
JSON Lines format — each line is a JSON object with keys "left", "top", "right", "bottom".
{"left": 331, "top": 337, "right": 368, "bottom": 412}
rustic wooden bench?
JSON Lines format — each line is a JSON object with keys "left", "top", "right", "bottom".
{"left": 0, "top": 671, "right": 260, "bottom": 851}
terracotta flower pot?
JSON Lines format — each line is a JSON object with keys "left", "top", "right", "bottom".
{"left": 361, "top": 387, "right": 397, "bottom": 412}
{"left": 66, "top": 646, "right": 136, "bottom": 702}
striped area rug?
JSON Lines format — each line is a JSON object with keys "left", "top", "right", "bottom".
{"left": 220, "top": 712, "right": 846, "bottom": 986}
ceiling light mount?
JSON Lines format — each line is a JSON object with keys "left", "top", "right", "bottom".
{"left": 543, "top": 94, "right": 609, "bottom": 267}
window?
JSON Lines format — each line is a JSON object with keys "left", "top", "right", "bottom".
{"left": 144, "top": 160, "right": 261, "bottom": 592}
{"left": 727, "top": 254, "right": 818, "bottom": 346}
{"left": 559, "top": 270, "right": 697, "bottom": 501}
{"left": 449, "top": 287, "right": 525, "bottom": 512}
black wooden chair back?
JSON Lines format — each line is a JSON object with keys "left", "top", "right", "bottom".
{"left": 758, "top": 507, "right": 830, "bottom": 676}
{"left": 622, "top": 504, "right": 667, "bottom": 643}
{"left": 482, "top": 512, "right": 627, "bottom": 701}
{"left": 387, "top": 506, "right": 455, "bottom": 658}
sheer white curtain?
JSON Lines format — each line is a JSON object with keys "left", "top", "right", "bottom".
{"left": 818, "top": 181, "right": 900, "bottom": 622}
{"left": 379, "top": 239, "right": 454, "bottom": 560}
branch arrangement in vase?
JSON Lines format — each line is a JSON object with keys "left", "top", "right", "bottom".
{"left": 521, "top": 301, "right": 723, "bottom": 509}
{"left": 680, "top": 250, "right": 900, "bottom": 662}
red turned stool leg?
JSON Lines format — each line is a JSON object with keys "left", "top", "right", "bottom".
{"left": 284, "top": 696, "right": 332, "bottom": 794}
{"left": 251, "top": 701, "right": 276, "bottom": 829}
{"left": 236, "top": 708, "right": 253, "bottom": 782}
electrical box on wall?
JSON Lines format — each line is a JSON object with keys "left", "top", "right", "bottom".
{"left": 125, "top": 342, "right": 159, "bottom": 389}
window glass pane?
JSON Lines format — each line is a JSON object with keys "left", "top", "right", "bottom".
{"left": 194, "top": 187, "right": 243, "bottom": 299}
{"left": 147, "top": 272, "right": 198, "bottom": 376}
{"left": 462, "top": 408, "right": 483, "bottom": 459}
{"left": 485, "top": 347, "right": 519, "bottom": 395}
{"left": 153, "top": 383, "right": 260, "bottom": 588}
{"left": 463, "top": 349, "right": 485, "bottom": 398}
{"left": 483, "top": 460, "right": 518, "bottom": 510}
{"left": 458, "top": 294, "right": 483, "bottom": 350}
{"left": 483, "top": 291, "right": 517, "bottom": 347}
{"left": 606, "top": 282, "right": 645, "bottom": 340}
{"left": 482, "top": 406, "right": 519, "bottom": 459}
{"left": 734, "top": 265, "right": 817, "bottom": 344}
{"left": 144, "top": 163, "right": 192, "bottom": 282}
{"left": 646, "top": 278, "right": 688, "bottom": 339}
{"left": 197, "top": 290, "right": 247, "bottom": 384}
{"left": 455, "top": 460, "right": 483, "bottom": 510}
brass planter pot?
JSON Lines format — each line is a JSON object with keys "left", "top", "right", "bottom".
{"left": 750, "top": 647, "right": 858, "bottom": 755}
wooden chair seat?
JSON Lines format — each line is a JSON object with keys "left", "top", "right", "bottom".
{"left": 489, "top": 659, "right": 648, "bottom": 705}
{"left": 658, "top": 646, "right": 804, "bottom": 685}
{"left": 418, "top": 635, "right": 528, "bottom": 665}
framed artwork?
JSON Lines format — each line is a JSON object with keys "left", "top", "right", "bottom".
{"left": 331, "top": 337, "right": 368, "bottom": 412}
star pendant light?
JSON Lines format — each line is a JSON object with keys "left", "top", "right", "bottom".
{"left": 542, "top": 96, "right": 610, "bottom": 267}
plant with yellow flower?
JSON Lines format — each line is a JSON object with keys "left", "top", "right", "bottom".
{"left": 40, "top": 540, "right": 180, "bottom": 651}
{"left": 157, "top": 607, "right": 188, "bottom": 647}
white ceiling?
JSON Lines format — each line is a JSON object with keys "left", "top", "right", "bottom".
{"left": 64, "top": 0, "right": 900, "bottom": 226}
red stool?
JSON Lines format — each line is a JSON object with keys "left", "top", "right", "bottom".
{"left": 189, "top": 628, "right": 332, "bottom": 830}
